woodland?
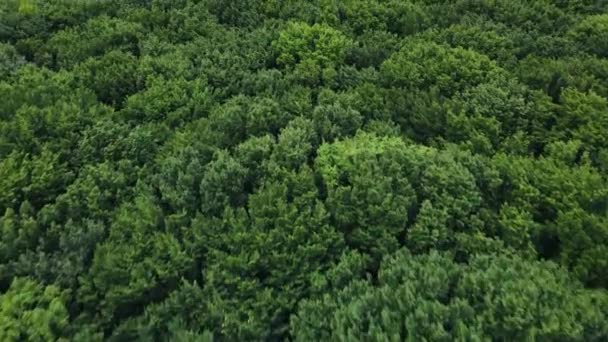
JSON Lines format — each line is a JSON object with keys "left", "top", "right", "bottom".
{"left": 1, "top": 0, "right": 608, "bottom": 340}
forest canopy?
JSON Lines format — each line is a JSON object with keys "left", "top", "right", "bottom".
{"left": 1, "top": 0, "right": 608, "bottom": 340}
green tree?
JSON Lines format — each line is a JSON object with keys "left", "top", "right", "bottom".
{"left": 292, "top": 250, "right": 608, "bottom": 341}
{"left": 0, "top": 42, "right": 25, "bottom": 79}
{"left": 1, "top": 1, "right": 608, "bottom": 340}
{"left": 199, "top": 150, "right": 248, "bottom": 217}
{"left": 316, "top": 133, "right": 416, "bottom": 260}
{"left": 75, "top": 50, "right": 141, "bottom": 106}
{"left": 492, "top": 152, "right": 608, "bottom": 287}
{"left": 380, "top": 39, "right": 505, "bottom": 97}
{"left": 0, "top": 277, "right": 69, "bottom": 341}
{"left": 122, "top": 77, "right": 212, "bottom": 126}
{"left": 47, "top": 15, "right": 143, "bottom": 68}
{"left": 194, "top": 169, "right": 344, "bottom": 340}
{"left": 79, "top": 193, "right": 193, "bottom": 330}
{"left": 274, "top": 21, "right": 352, "bottom": 86}
{"left": 570, "top": 14, "right": 608, "bottom": 57}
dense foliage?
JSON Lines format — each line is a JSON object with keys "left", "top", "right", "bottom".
{"left": 1, "top": 0, "right": 608, "bottom": 340}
